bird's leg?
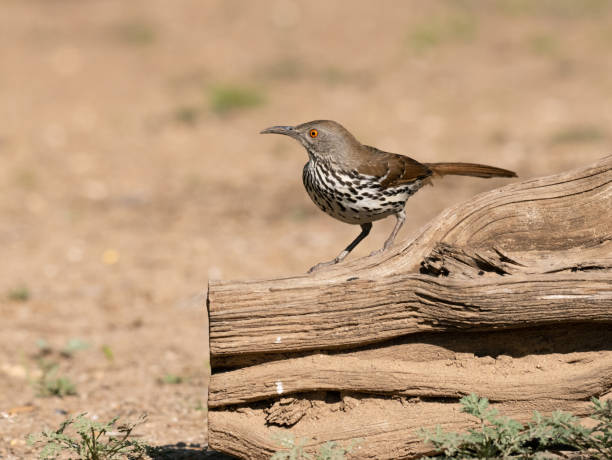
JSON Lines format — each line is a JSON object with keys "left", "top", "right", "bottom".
{"left": 308, "top": 223, "right": 372, "bottom": 273}
{"left": 370, "top": 209, "right": 406, "bottom": 256}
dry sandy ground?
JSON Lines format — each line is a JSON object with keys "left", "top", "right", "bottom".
{"left": 1, "top": 1, "right": 611, "bottom": 458}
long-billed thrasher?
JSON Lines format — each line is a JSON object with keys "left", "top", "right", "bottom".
{"left": 261, "top": 120, "right": 517, "bottom": 273}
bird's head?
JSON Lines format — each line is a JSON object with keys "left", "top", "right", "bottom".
{"left": 260, "top": 120, "right": 359, "bottom": 162}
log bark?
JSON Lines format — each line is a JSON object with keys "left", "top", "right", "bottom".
{"left": 207, "top": 156, "right": 612, "bottom": 459}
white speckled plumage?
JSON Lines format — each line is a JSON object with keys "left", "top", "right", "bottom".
{"left": 303, "top": 159, "right": 423, "bottom": 225}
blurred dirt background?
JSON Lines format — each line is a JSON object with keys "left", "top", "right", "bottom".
{"left": 1, "top": 0, "right": 611, "bottom": 458}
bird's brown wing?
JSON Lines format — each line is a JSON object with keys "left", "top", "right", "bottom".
{"left": 358, "top": 145, "right": 432, "bottom": 189}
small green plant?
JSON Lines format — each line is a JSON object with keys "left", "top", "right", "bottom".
{"left": 173, "top": 105, "right": 201, "bottom": 125}
{"left": 527, "top": 34, "right": 559, "bottom": 57}
{"left": 419, "top": 394, "right": 612, "bottom": 459}
{"left": 271, "top": 433, "right": 359, "bottom": 460}
{"left": 111, "top": 20, "right": 156, "bottom": 46}
{"left": 34, "top": 338, "right": 90, "bottom": 359}
{"left": 61, "top": 338, "right": 91, "bottom": 357}
{"left": 209, "top": 84, "right": 265, "bottom": 115}
{"left": 8, "top": 285, "right": 30, "bottom": 302}
{"left": 260, "top": 58, "right": 303, "bottom": 81}
{"left": 550, "top": 124, "right": 607, "bottom": 145}
{"left": 27, "top": 413, "right": 147, "bottom": 460}
{"left": 316, "top": 441, "right": 358, "bottom": 460}
{"left": 271, "top": 433, "right": 310, "bottom": 460}
{"left": 320, "top": 67, "right": 349, "bottom": 85}
{"left": 194, "top": 399, "right": 205, "bottom": 412}
{"left": 101, "top": 344, "right": 114, "bottom": 362}
{"left": 36, "top": 338, "right": 52, "bottom": 355}
{"left": 31, "top": 359, "right": 77, "bottom": 397}
{"left": 407, "top": 14, "right": 476, "bottom": 53}
{"left": 158, "top": 373, "right": 183, "bottom": 385}
{"left": 527, "top": 397, "right": 612, "bottom": 459}
{"left": 496, "top": 0, "right": 609, "bottom": 18}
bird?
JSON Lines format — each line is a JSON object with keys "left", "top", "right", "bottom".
{"left": 261, "top": 120, "right": 517, "bottom": 273}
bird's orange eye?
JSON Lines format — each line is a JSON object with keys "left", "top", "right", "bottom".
{"left": 309, "top": 129, "right": 318, "bottom": 138}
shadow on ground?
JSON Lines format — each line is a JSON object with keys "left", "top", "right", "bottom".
{"left": 147, "top": 444, "right": 235, "bottom": 459}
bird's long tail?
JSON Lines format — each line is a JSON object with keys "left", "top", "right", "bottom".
{"left": 424, "top": 162, "right": 517, "bottom": 179}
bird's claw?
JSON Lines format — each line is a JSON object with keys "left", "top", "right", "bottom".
{"left": 307, "top": 257, "right": 340, "bottom": 273}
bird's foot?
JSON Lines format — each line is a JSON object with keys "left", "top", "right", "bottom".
{"left": 369, "top": 244, "right": 393, "bottom": 257}
{"left": 369, "top": 248, "right": 385, "bottom": 257}
{"left": 307, "top": 257, "right": 341, "bottom": 274}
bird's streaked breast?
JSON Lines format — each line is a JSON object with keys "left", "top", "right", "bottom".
{"left": 302, "top": 159, "right": 423, "bottom": 224}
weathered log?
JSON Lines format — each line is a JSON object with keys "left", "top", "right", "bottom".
{"left": 208, "top": 272, "right": 611, "bottom": 360}
{"left": 207, "top": 156, "right": 612, "bottom": 459}
{"left": 209, "top": 352, "right": 612, "bottom": 408}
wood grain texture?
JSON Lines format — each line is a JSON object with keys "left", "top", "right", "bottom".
{"left": 209, "top": 273, "right": 611, "bottom": 359}
{"left": 209, "top": 351, "right": 612, "bottom": 407}
{"left": 214, "top": 322, "right": 612, "bottom": 370}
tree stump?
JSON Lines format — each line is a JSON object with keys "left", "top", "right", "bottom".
{"left": 206, "top": 156, "right": 612, "bottom": 459}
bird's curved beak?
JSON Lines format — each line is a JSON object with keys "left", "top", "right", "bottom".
{"left": 260, "top": 125, "right": 299, "bottom": 138}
